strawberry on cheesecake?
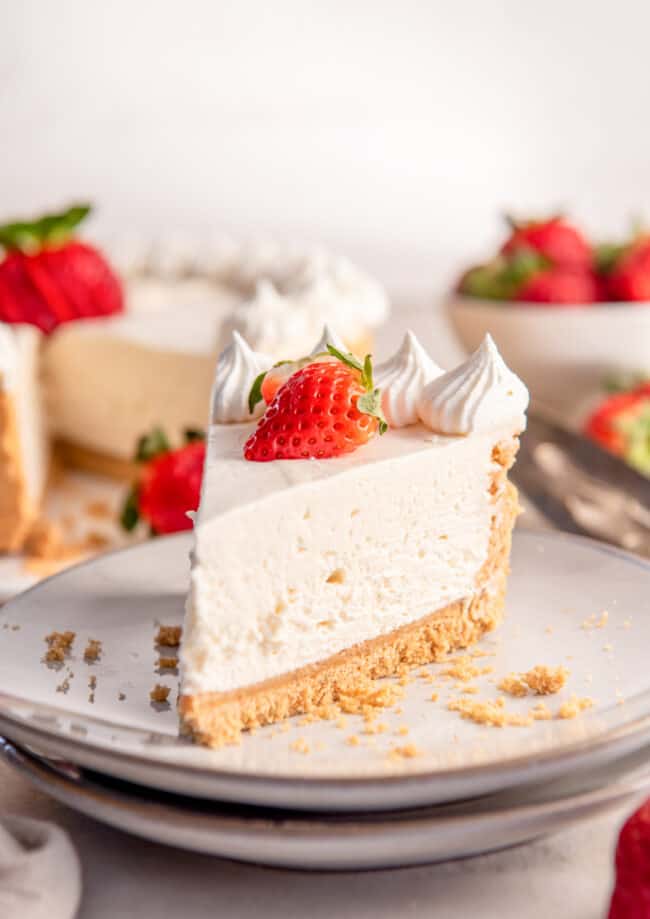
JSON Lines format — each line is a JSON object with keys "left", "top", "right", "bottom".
{"left": 179, "top": 329, "right": 528, "bottom": 747}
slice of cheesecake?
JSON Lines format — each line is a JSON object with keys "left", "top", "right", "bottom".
{"left": 179, "top": 330, "right": 528, "bottom": 747}
{"left": 0, "top": 323, "right": 49, "bottom": 552}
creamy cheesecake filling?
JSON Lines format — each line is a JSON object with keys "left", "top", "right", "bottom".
{"left": 13, "top": 326, "right": 48, "bottom": 504}
{"left": 182, "top": 422, "right": 513, "bottom": 695}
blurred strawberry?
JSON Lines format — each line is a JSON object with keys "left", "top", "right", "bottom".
{"left": 501, "top": 215, "right": 593, "bottom": 269}
{"left": 0, "top": 204, "right": 123, "bottom": 333}
{"left": 457, "top": 250, "right": 546, "bottom": 301}
{"left": 515, "top": 265, "right": 601, "bottom": 305}
{"left": 121, "top": 429, "right": 206, "bottom": 535}
{"left": 609, "top": 798, "right": 650, "bottom": 918}
{"left": 584, "top": 383, "right": 650, "bottom": 476}
{"left": 606, "top": 237, "right": 650, "bottom": 302}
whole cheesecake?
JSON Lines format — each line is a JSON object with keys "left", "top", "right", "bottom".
{"left": 179, "top": 329, "right": 528, "bottom": 747}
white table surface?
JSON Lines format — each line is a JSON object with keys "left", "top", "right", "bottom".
{"left": 0, "top": 297, "right": 632, "bottom": 917}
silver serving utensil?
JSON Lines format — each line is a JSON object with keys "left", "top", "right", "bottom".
{"left": 511, "top": 405, "right": 650, "bottom": 558}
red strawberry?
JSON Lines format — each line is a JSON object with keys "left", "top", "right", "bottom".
{"left": 121, "top": 429, "right": 206, "bottom": 535}
{"left": 515, "top": 266, "right": 601, "bottom": 305}
{"left": 0, "top": 204, "right": 123, "bottom": 333}
{"left": 501, "top": 215, "right": 592, "bottom": 269}
{"left": 584, "top": 383, "right": 650, "bottom": 475}
{"left": 607, "top": 238, "right": 650, "bottom": 301}
{"left": 608, "top": 798, "right": 650, "bottom": 918}
{"left": 244, "top": 347, "right": 387, "bottom": 461}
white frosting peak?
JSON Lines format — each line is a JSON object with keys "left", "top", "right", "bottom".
{"left": 375, "top": 331, "right": 442, "bottom": 427}
{"left": 309, "top": 324, "right": 347, "bottom": 356}
{"left": 417, "top": 334, "right": 529, "bottom": 435}
{"left": 210, "top": 331, "right": 273, "bottom": 424}
{"left": 0, "top": 324, "right": 17, "bottom": 391}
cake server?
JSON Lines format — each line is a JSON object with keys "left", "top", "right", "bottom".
{"left": 511, "top": 407, "right": 650, "bottom": 558}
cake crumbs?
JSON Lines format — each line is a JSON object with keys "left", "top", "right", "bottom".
{"left": 88, "top": 674, "right": 97, "bottom": 703}
{"left": 448, "top": 697, "right": 533, "bottom": 728}
{"left": 56, "top": 671, "right": 73, "bottom": 694}
{"left": 557, "top": 695, "right": 594, "bottom": 719}
{"left": 150, "top": 684, "right": 171, "bottom": 703}
{"left": 155, "top": 625, "right": 182, "bottom": 648}
{"left": 335, "top": 717, "right": 348, "bottom": 729}
{"left": 346, "top": 735, "right": 360, "bottom": 747}
{"left": 530, "top": 702, "right": 552, "bottom": 721}
{"left": 389, "top": 744, "right": 422, "bottom": 760}
{"left": 430, "top": 692, "right": 439, "bottom": 702}
{"left": 337, "top": 679, "right": 402, "bottom": 714}
{"left": 440, "top": 656, "right": 493, "bottom": 683}
{"left": 157, "top": 656, "right": 178, "bottom": 671}
{"left": 499, "top": 665, "right": 569, "bottom": 698}
{"left": 603, "top": 643, "right": 614, "bottom": 653}
{"left": 461, "top": 685, "right": 480, "bottom": 695}
{"left": 44, "top": 630, "right": 76, "bottom": 663}
{"left": 290, "top": 737, "right": 310, "bottom": 755}
{"left": 83, "top": 639, "right": 102, "bottom": 662}
{"left": 118, "top": 692, "right": 126, "bottom": 702}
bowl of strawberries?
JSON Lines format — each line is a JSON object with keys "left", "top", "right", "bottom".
{"left": 448, "top": 214, "right": 650, "bottom": 414}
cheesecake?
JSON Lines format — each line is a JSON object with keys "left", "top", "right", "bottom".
{"left": 44, "top": 245, "right": 387, "bottom": 477}
{"left": 179, "top": 329, "right": 528, "bottom": 747}
{"left": 0, "top": 323, "right": 48, "bottom": 551}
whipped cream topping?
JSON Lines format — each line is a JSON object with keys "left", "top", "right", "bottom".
{"left": 210, "top": 331, "right": 273, "bottom": 424}
{"left": 309, "top": 323, "right": 347, "bottom": 356}
{"left": 375, "top": 331, "right": 442, "bottom": 427}
{"left": 418, "top": 334, "right": 529, "bottom": 435}
{"left": 0, "top": 324, "right": 17, "bottom": 390}
{"left": 222, "top": 280, "right": 319, "bottom": 358}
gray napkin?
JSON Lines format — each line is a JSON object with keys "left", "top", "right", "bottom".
{"left": 0, "top": 817, "right": 81, "bottom": 919}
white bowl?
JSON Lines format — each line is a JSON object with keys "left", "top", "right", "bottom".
{"left": 447, "top": 295, "right": 650, "bottom": 415}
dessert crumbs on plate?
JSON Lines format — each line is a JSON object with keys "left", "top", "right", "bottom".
{"left": 498, "top": 665, "right": 569, "bottom": 698}
{"left": 346, "top": 735, "right": 361, "bottom": 747}
{"left": 83, "top": 639, "right": 102, "bottom": 662}
{"left": 448, "top": 696, "right": 533, "bottom": 728}
{"left": 396, "top": 725, "right": 409, "bottom": 736}
{"left": 389, "top": 744, "right": 422, "bottom": 760}
{"left": 157, "top": 656, "right": 178, "bottom": 671}
{"left": 118, "top": 692, "right": 126, "bottom": 701}
{"left": 290, "top": 737, "right": 310, "bottom": 755}
{"left": 155, "top": 626, "right": 182, "bottom": 648}
{"left": 430, "top": 692, "right": 439, "bottom": 702}
{"left": 440, "top": 656, "right": 494, "bottom": 682}
{"left": 150, "top": 684, "right": 171, "bottom": 703}
{"left": 43, "top": 630, "right": 76, "bottom": 663}
{"left": 557, "top": 695, "right": 594, "bottom": 719}
{"left": 336, "top": 679, "right": 402, "bottom": 714}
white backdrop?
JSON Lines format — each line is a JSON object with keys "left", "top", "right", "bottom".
{"left": 3, "top": 0, "right": 650, "bottom": 292}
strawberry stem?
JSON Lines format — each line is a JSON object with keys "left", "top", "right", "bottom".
{"left": 0, "top": 203, "right": 91, "bottom": 253}
{"left": 327, "top": 345, "right": 387, "bottom": 433}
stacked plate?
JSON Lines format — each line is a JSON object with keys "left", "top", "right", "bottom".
{"left": 1, "top": 528, "right": 649, "bottom": 870}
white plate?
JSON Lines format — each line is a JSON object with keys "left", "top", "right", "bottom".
{"left": 2, "top": 738, "right": 649, "bottom": 870}
{"left": 0, "top": 529, "right": 649, "bottom": 812}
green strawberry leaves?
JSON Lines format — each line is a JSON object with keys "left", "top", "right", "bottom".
{"left": 0, "top": 203, "right": 91, "bottom": 253}
{"left": 326, "top": 345, "right": 388, "bottom": 434}
{"left": 135, "top": 427, "right": 171, "bottom": 463}
{"left": 120, "top": 487, "right": 140, "bottom": 532}
{"left": 248, "top": 371, "right": 268, "bottom": 414}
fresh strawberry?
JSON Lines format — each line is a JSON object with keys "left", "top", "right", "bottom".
{"left": 501, "top": 215, "right": 592, "bottom": 269}
{"left": 606, "top": 238, "right": 650, "bottom": 302}
{"left": 244, "top": 347, "right": 387, "bottom": 461}
{"left": 458, "top": 250, "right": 546, "bottom": 301}
{"left": 515, "top": 265, "right": 601, "bottom": 305}
{"left": 121, "top": 429, "right": 205, "bottom": 535}
{"left": 0, "top": 204, "right": 123, "bottom": 333}
{"left": 608, "top": 798, "right": 650, "bottom": 918}
{"left": 584, "top": 383, "right": 650, "bottom": 476}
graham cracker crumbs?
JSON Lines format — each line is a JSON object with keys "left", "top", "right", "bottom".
{"left": 430, "top": 692, "right": 439, "bottom": 702}
{"left": 499, "top": 666, "right": 569, "bottom": 698}
{"left": 85, "top": 500, "right": 112, "bottom": 520}
{"left": 545, "top": 626, "right": 554, "bottom": 635}
{"left": 155, "top": 626, "right": 182, "bottom": 648}
{"left": 290, "top": 737, "right": 310, "bottom": 755}
{"left": 157, "top": 657, "right": 178, "bottom": 671}
{"left": 461, "top": 685, "right": 480, "bottom": 695}
{"left": 118, "top": 692, "right": 126, "bottom": 701}
{"left": 530, "top": 702, "right": 552, "bottom": 721}
{"left": 150, "top": 684, "right": 171, "bottom": 703}
{"left": 597, "top": 611, "right": 609, "bottom": 628}
{"left": 582, "top": 610, "right": 609, "bottom": 631}
{"left": 335, "top": 717, "right": 348, "bottom": 729}
{"left": 448, "top": 697, "right": 533, "bottom": 728}
{"left": 346, "top": 735, "right": 360, "bottom": 747}
{"left": 441, "top": 656, "right": 494, "bottom": 683}
{"left": 363, "top": 721, "right": 387, "bottom": 735}
{"left": 603, "top": 643, "right": 614, "bottom": 653}
{"left": 44, "top": 630, "right": 76, "bottom": 663}
{"left": 396, "top": 725, "right": 409, "bottom": 736}
{"left": 88, "top": 674, "right": 97, "bottom": 703}
{"left": 279, "top": 722, "right": 291, "bottom": 733}
{"left": 83, "top": 639, "right": 102, "bottom": 662}
{"left": 56, "top": 672, "right": 72, "bottom": 694}
{"left": 557, "top": 696, "right": 594, "bottom": 720}
{"left": 389, "top": 744, "right": 422, "bottom": 760}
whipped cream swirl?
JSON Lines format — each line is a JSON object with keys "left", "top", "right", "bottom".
{"left": 417, "top": 334, "right": 529, "bottom": 435}
{"left": 375, "top": 331, "right": 442, "bottom": 427}
{"left": 210, "top": 331, "right": 272, "bottom": 424}
{"left": 223, "top": 280, "right": 319, "bottom": 357}
{"left": 309, "top": 323, "right": 347, "bottom": 356}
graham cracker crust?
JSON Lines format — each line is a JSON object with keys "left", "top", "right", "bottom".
{"left": 180, "top": 442, "right": 520, "bottom": 748}
{"left": 0, "top": 391, "right": 35, "bottom": 552}
{"left": 54, "top": 439, "right": 139, "bottom": 481}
